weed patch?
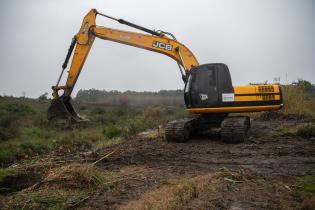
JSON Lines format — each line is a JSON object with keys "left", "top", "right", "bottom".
{"left": 300, "top": 176, "right": 315, "bottom": 195}
{"left": 296, "top": 176, "right": 315, "bottom": 210}
{"left": 296, "top": 123, "right": 315, "bottom": 138}
{"left": 0, "top": 102, "right": 35, "bottom": 116}
{"left": 103, "top": 124, "right": 122, "bottom": 139}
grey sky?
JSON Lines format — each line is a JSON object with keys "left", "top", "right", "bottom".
{"left": 0, "top": 0, "right": 314, "bottom": 98}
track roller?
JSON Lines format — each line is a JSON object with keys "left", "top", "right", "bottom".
{"left": 221, "top": 116, "right": 250, "bottom": 144}
{"left": 165, "top": 119, "right": 195, "bottom": 143}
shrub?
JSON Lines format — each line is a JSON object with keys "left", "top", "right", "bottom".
{"left": 139, "top": 106, "right": 167, "bottom": 128}
{"left": 0, "top": 127, "right": 19, "bottom": 141}
{"left": 3, "top": 103, "right": 36, "bottom": 116}
{"left": 0, "top": 114, "right": 20, "bottom": 141}
{"left": 0, "top": 114, "right": 17, "bottom": 128}
{"left": 112, "top": 107, "right": 125, "bottom": 117}
{"left": 38, "top": 92, "right": 48, "bottom": 101}
{"left": 91, "top": 107, "right": 107, "bottom": 115}
{"left": 296, "top": 123, "right": 315, "bottom": 138}
{"left": 0, "top": 128, "right": 7, "bottom": 141}
{"left": 103, "top": 124, "right": 122, "bottom": 139}
{"left": 0, "top": 148, "right": 15, "bottom": 166}
{"left": 18, "top": 141, "right": 54, "bottom": 156}
{"left": 124, "top": 119, "right": 144, "bottom": 137}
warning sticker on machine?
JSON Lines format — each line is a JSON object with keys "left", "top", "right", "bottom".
{"left": 222, "top": 93, "right": 235, "bottom": 102}
{"left": 200, "top": 94, "right": 208, "bottom": 101}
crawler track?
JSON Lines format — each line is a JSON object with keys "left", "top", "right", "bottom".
{"left": 165, "top": 118, "right": 195, "bottom": 142}
{"left": 165, "top": 115, "right": 251, "bottom": 143}
{"left": 221, "top": 116, "right": 250, "bottom": 143}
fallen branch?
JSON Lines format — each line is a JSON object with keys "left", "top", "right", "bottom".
{"left": 223, "top": 177, "right": 243, "bottom": 183}
{"left": 92, "top": 150, "right": 116, "bottom": 166}
{"left": 70, "top": 195, "right": 91, "bottom": 207}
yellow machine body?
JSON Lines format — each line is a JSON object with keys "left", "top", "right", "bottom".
{"left": 188, "top": 84, "right": 283, "bottom": 114}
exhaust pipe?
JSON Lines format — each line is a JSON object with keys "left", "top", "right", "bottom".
{"left": 47, "top": 97, "right": 85, "bottom": 124}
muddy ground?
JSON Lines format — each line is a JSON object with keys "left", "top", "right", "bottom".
{"left": 81, "top": 117, "right": 314, "bottom": 209}
{"left": 1, "top": 116, "right": 315, "bottom": 210}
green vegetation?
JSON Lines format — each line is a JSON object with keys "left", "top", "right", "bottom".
{"left": 0, "top": 168, "right": 13, "bottom": 182}
{"left": 296, "top": 123, "right": 315, "bottom": 138}
{"left": 0, "top": 96, "right": 187, "bottom": 167}
{"left": 5, "top": 163, "right": 118, "bottom": 209}
{"left": 13, "top": 192, "right": 67, "bottom": 210}
{"left": 300, "top": 176, "right": 315, "bottom": 195}
{"left": 281, "top": 80, "right": 315, "bottom": 117}
{"left": 0, "top": 82, "right": 314, "bottom": 209}
{"left": 296, "top": 176, "right": 315, "bottom": 210}
{"left": 103, "top": 124, "right": 122, "bottom": 139}
{"left": 76, "top": 89, "right": 184, "bottom": 106}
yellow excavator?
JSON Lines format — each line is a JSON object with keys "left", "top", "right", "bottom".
{"left": 48, "top": 9, "right": 283, "bottom": 143}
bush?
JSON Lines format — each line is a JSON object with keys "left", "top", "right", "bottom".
{"left": 124, "top": 119, "right": 144, "bottom": 137}
{"left": 0, "top": 148, "right": 15, "bottom": 166}
{"left": 0, "top": 114, "right": 20, "bottom": 141}
{"left": 0, "top": 127, "right": 19, "bottom": 141}
{"left": 2, "top": 103, "right": 35, "bottom": 116}
{"left": 91, "top": 107, "right": 107, "bottom": 115}
{"left": 0, "top": 128, "right": 7, "bottom": 141}
{"left": 296, "top": 124, "right": 315, "bottom": 138}
{"left": 103, "top": 124, "right": 122, "bottom": 139}
{"left": 18, "top": 141, "right": 54, "bottom": 156}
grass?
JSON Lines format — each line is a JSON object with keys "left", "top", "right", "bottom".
{"left": 103, "top": 123, "right": 122, "bottom": 139}
{"left": 296, "top": 123, "right": 315, "bottom": 138}
{"left": 0, "top": 168, "right": 13, "bottom": 182}
{"left": 11, "top": 192, "right": 67, "bottom": 210}
{"left": 43, "top": 163, "right": 115, "bottom": 190}
{"left": 281, "top": 84, "right": 315, "bottom": 117}
{"left": 121, "top": 173, "right": 222, "bottom": 210}
{"left": 0, "top": 85, "right": 314, "bottom": 209}
{"left": 121, "top": 177, "right": 198, "bottom": 210}
{"left": 296, "top": 176, "right": 315, "bottom": 210}
{"left": 0, "top": 96, "right": 188, "bottom": 167}
{"left": 300, "top": 176, "right": 315, "bottom": 195}
{"left": 4, "top": 163, "right": 118, "bottom": 209}
{"left": 2, "top": 82, "right": 313, "bottom": 167}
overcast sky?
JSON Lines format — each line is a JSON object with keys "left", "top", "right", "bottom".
{"left": 0, "top": 0, "right": 314, "bottom": 98}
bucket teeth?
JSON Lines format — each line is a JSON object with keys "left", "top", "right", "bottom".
{"left": 47, "top": 99, "right": 84, "bottom": 124}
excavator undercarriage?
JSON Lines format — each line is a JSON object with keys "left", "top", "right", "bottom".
{"left": 165, "top": 114, "right": 250, "bottom": 143}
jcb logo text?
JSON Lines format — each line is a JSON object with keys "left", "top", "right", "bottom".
{"left": 152, "top": 41, "right": 173, "bottom": 51}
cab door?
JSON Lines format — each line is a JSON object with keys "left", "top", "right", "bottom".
{"left": 190, "top": 65, "right": 219, "bottom": 107}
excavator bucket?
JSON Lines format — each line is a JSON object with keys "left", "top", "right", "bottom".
{"left": 47, "top": 98, "right": 85, "bottom": 124}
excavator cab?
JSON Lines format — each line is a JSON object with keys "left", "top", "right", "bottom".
{"left": 184, "top": 63, "right": 233, "bottom": 109}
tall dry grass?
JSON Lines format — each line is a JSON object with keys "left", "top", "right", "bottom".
{"left": 281, "top": 85, "right": 315, "bottom": 117}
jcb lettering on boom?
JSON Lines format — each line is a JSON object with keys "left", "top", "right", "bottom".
{"left": 152, "top": 41, "right": 173, "bottom": 51}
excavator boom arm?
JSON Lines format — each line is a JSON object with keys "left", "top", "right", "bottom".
{"left": 54, "top": 9, "right": 199, "bottom": 98}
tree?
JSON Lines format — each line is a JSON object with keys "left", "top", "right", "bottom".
{"left": 38, "top": 92, "right": 48, "bottom": 101}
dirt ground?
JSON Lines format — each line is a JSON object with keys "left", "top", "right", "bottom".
{"left": 79, "top": 116, "right": 315, "bottom": 210}
{"left": 1, "top": 116, "right": 315, "bottom": 210}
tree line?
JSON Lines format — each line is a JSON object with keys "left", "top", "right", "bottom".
{"left": 75, "top": 89, "right": 185, "bottom": 107}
